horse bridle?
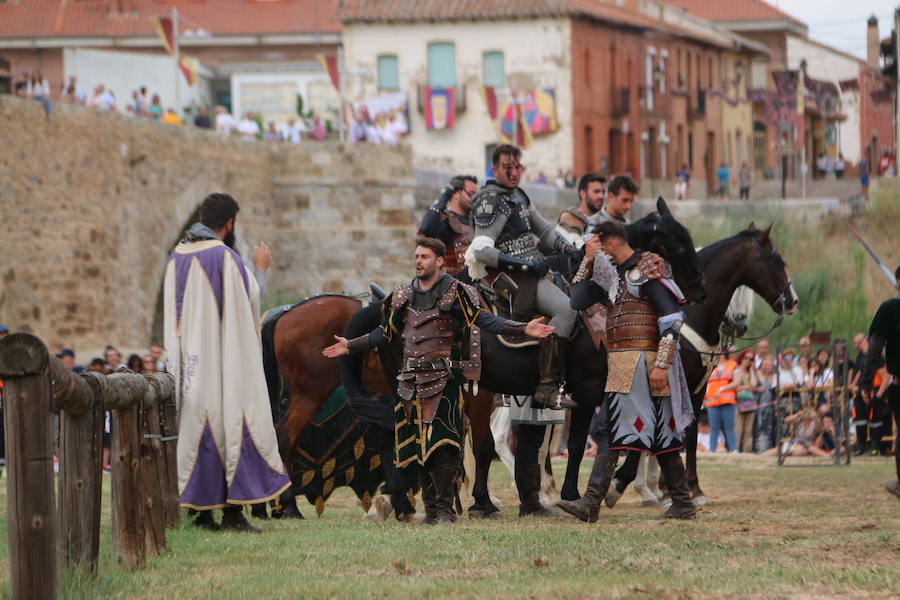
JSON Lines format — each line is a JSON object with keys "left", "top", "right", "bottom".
{"left": 686, "top": 246, "right": 792, "bottom": 358}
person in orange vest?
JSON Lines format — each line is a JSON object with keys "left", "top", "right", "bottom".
{"left": 705, "top": 349, "right": 739, "bottom": 453}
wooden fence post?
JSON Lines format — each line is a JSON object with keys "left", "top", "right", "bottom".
{"left": 107, "top": 374, "right": 149, "bottom": 568}
{"left": 139, "top": 377, "right": 169, "bottom": 556}
{"left": 159, "top": 395, "right": 180, "bottom": 528}
{"left": 57, "top": 367, "right": 106, "bottom": 575}
{"left": 0, "top": 334, "right": 58, "bottom": 600}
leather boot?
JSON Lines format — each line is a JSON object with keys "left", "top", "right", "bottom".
{"left": 420, "top": 473, "right": 438, "bottom": 525}
{"left": 533, "top": 335, "right": 568, "bottom": 409}
{"left": 189, "top": 509, "right": 220, "bottom": 531}
{"left": 516, "top": 459, "right": 559, "bottom": 517}
{"left": 430, "top": 461, "right": 459, "bottom": 524}
{"left": 221, "top": 505, "right": 263, "bottom": 533}
{"left": 656, "top": 453, "right": 698, "bottom": 520}
{"left": 556, "top": 452, "right": 618, "bottom": 523}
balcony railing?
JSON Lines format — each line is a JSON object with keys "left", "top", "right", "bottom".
{"left": 638, "top": 85, "right": 672, "bottom": 116}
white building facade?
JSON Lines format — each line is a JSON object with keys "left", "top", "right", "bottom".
{"left": 341, "top": 18, "right": 573, "bottom": 178}
{"left": 785, "top": 36, "right": 863, "bottom": 163}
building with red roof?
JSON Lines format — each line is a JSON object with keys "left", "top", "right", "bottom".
{"left": 0, "top": 0, "right": 341, "bottom": 125}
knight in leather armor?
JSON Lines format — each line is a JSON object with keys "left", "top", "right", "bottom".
{"left": 323, "top": 237, "right": 554, "bottom": 524}
{"left": 466, "top": 145, "right": 584, "bottom": 408}
{"left": 417, "top": 175, "right": 478, "bottom": 276}
{"left": 557, "top": 220, "right": 698, "bottom": 522}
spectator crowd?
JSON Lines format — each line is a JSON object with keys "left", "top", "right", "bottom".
{"left": 695, "top": 333, "right": 894, "bottom": 459}
{"left": 12, "top": 72, "right": 331, "bottom": 144}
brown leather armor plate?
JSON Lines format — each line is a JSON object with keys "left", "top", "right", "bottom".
{"left": 444, "top": 214, "right": 474, "bottom": 273}
{"left": 397, "top": 306, "right": 453, "bottom": 422}
{"left": 606, "top": 278, "right": 659, "bottom": 352}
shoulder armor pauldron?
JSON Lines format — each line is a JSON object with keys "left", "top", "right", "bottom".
{"left": 437, "top": 279, "right": 459, "bottom": 309}
{"left": 472, "top": 192, "right": 512, "bottom": 228}
{"left": 459, "top": 282, "right": 483, "bottom": 309}
{"left": 390, "top": 283, "right": 413, "bottom": 309}
{"left": 629, "top": 252, "right": 672, "bottom": 286}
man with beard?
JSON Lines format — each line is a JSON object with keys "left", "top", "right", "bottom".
{"left": 860, "top": 292, "right": 900, "bottom": 498}
{"left": 323, "top": 237, "right": 554, "bottom": 523}
{"left": 558, "top": 220, "right": 697, "bottom": 522}
{"left": 163, "top": 193, "right": 290, "bottom": 532}
{"left": 417, "top": 175, "right": 478, "bottom": 275}
{"left": 557, "top": 174, "right": 606, "bottom": 246}
{"left": 467, "top": 144, "right": 584, "bottom": 409}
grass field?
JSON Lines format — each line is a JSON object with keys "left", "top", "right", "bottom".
{"left": 1, "top": 454, "right": 898, "bottom": 599}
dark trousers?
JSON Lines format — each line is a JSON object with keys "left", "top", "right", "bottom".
{"left": 739, "top": 186, "right": 750, "bottom": 199}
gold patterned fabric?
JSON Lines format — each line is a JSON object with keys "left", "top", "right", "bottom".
{"left": 606, "top": 350, "right": 670, "bottom": 396}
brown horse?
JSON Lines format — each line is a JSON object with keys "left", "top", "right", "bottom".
{"left": 257, "top": 294, "right": 395, "bottom": 518}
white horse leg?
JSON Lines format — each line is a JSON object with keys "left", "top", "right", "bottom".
{"left": 632, "top": 454, "right": 661, "bottom": 506}
{"left": 491, "top": 405, "right": 516, "bottom": 477}
{"left": 538, "top": 424, "right": 559, "bottom": 507}
{"left": 646, "top": 453, "right": 663, "bottom": 501}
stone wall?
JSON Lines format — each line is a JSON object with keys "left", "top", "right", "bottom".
{"left": 0, "top": 96, "right": 416, "bottom": 355}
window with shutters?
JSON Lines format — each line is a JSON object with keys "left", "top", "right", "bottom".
{"left": 427, "top": 42, "right": 456, "bottom": 88}
{"left": 377, "top": 55, "right": 399, "bottom": 91}
{"left": 482, "top": 51, "right": 505, "bottom": 87}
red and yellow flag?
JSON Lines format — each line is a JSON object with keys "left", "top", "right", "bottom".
{"left": 179, "top": 55, "right": 198, "bottom": 86}
{"left": 152, "top": 16, "right": 175, "bottom": 54}
{"left": 315, "top": 54, "right": 340, "bottom": 91}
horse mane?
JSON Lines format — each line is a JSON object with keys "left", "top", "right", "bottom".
{"left": 625, "top": 212, "right": 658, "bottom": 247}
{"left": 697, "top": 229, "right": 766, "bottom": 268}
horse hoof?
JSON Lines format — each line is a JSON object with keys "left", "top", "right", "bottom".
{"left": 640, "top": 498, "right": 662, "bottom": 507}
{"left": 468, "top": 508, "right": 502, "bottom": 520}
{"left": 484, "top": 510, "right": 503, "bottom": 520}
{"left": 272, "top": 506, "right": 304, "bottom": 519}
{"left": 250, "top": 504, "right": 270, "bottom": 520}
{"left": 604, "top": 487, "right": 621, "bottom": 508}
{"left": 400, "top": 511, "right": 425, "bottom": 524}
{"left": 692, "top": 495, "right": 710, "bottom": 507}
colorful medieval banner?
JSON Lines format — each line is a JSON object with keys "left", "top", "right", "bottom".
{"left": 315, "top": 54, "right": 340, "bottom": 91}
{"left": 178, "top": 55, "right": 199, "bottom": 86}
{"left": 521, "top": 88, "right": 558, "bottom": 137}
{"left": 425, "top": 87, "right": 455, "bottom": 130}
{"left": 151, "top": 16, "right": 175, "bottom": 55}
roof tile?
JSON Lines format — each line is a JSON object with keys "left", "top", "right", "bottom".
{"left": 0, "top": 0, "right": 341, "bottom": 39}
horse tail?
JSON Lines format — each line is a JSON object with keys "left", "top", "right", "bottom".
{"left": 260, "top": 304, "right": 291, "bottom": 424}
{"left": 338, "top": 300, "right": 396, "bottom": 432}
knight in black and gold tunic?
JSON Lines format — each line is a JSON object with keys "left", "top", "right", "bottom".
{"left": 323, "top": 237, "right": 554, "bottom": 524}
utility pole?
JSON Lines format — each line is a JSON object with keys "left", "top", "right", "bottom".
{"left": 173, "top": 8, "right": 180, "bottom": 116}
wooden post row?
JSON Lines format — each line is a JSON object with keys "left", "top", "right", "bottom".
{"left": 0, "top": 333, "right": 177, "bottom": 597}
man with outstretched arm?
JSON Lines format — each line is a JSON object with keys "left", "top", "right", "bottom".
{"left": 323, "top": 237, "right": 554, "bottom": 523}
{"left": 556, "top": 220, "right": 697, "bottom": 522}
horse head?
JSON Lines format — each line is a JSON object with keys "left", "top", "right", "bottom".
{"left": 740, "top": 223, "right": 799, "bottom": 316}
{"left": 630, "top": 197, "right": 707, "bottom": 304}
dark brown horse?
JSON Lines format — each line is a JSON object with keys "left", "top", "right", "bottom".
{"left": 257, "top": 294, "right": 395, "bottom": 518}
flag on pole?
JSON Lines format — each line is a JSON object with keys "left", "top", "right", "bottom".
{"left": 316, "top": 54, "right": 340, "bottom": 91}
{"left": 178, "top": 55, "right": 198, "bottom": 86}
{"left": 152, "top": 16, "right": 175, "bottom": 54}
